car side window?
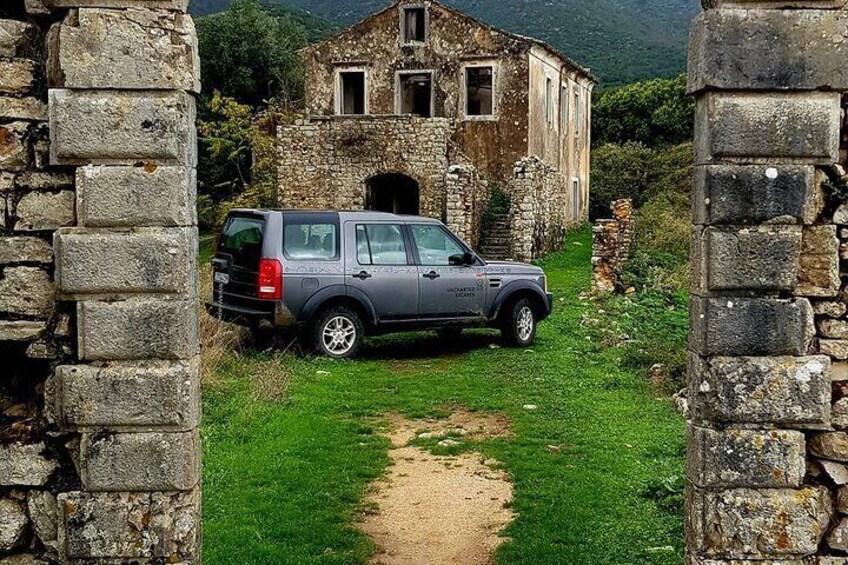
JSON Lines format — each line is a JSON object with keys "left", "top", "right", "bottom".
{"left": 356, "top": 224, "right": 408, "bottom": 266}
{"left": 410, "top": 225, "right": 464, "bottom": 266}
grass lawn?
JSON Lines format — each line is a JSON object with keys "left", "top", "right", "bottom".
{"left": 201, "top": 226, "right": 687, "bottom": 565}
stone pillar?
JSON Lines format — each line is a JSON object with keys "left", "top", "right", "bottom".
{"left": 44, "top": 2, "right": 201, "bottom": 563}
{"left": 687, "top": 3, "right": 848, "bottom": 563}
{"left": 592, "top": 199, "right": 634, "bottom": 294}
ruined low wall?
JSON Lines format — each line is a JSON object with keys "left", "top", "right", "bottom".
{"left": 0, "top": 2, "right": 200, "bottom": 563}
{"left": 278, "top": 116, "right": 454, "bottom": 219}
{"left": 507, "top": 156, "right": 581, "bottom": 262}
{"left": 591, "top": 199, "right": 634, "bottom": 294}
{"left": 687, "top": 2, "right": 848, "bottom": 562}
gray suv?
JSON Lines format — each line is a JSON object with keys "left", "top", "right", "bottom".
{"left": 207, "top": 210, "right": 553, "bottom": 358}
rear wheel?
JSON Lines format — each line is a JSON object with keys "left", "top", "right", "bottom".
{"left": 501, "top": 298, "right": 537, "bottom": 347}
{"left": 312, "top": 306, "right": 364, "bottom": 359}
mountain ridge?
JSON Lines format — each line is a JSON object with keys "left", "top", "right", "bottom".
{"left": 190, "top": 0, "right": 699, "bottom": 85}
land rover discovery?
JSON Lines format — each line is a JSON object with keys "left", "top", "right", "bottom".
{"left": 206, "top": 210, "right": 554, "bottom": 358}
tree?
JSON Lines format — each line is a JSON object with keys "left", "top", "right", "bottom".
{"left": 196, "top": 0, "right": 308, "bottom": 106}
{"left": 592, "top": 74, "right": 693, "bottom": 148}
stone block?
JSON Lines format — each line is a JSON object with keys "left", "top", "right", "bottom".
{"left": 0, "top": 21, "right": 39, "bottom": 59}
{"left": 691, "top": 226, "right": 801, "bottom": 293}
{"left": 797, "top": 226, "right": 840, "bottom": 297}
{"left": 689, "top": 9, "right": 848, "bottom": 93}
{"left": 693, "top": 165, "right": 821, "bottom": 226}
{"left": 814, "top": 301, "right": 847, "bottom": 318}
{"left": 0, "top": 122, "right": 30, "bottom": 171}
{"left": 54, "top": 228, "right": 196, "bottom": 298}
{"left": 821, "top": 320, "right": 848, "bottom": 340}
{"left": 0, "top": 267, "right": 53, "bottom": 318}
{"left": 48, "top": 0, "right": 189, "bottom": 9}
{"left": 689, "top": 355, "right": 831, "bottom": 428}
{"left": 57, "top": 490, "right": 199, "bottom": 561}
{"left": 77, "top": 165, "right": 195, "bottom": 227}
{"left": 79, "top": 431, "right": 200, "bottom": 491}
{"left": 14, "top": 190, "right": 75, "bottom": 231}
{"left": 0, "top": 499, "right": 27, "bottom": 552}
{"left": 56, "top": 9, "right": 199, "bottom": 93}
{"left": 0, "top": 443, "right": 58, "bottom": 486}
{"left": 0, "top": 59, "right": 37, "bottom": 96}
{"left": 0, "top": 320, "right": 45, "bottom": 341}
{"left": 830, "top": 519, "right": 848, "bottom": 552}
{"left": 687, "top": 485, "right": 832, "bottom": 559}
{"left": 810, "top": 432, "right": 848, "bottom": 462}
{"left": 690, "top": 297, "right": 814, "bottom": 357}
{"left": 823, "top": 340, "right": 848, "bottom": 360}
{"left": 687, "top": 426, "right": 805, "bottom": 488}
{"left": 77, "top": 299, "right": 198, "bottom": 361}
{"left": 15, "top": 171, "right": 73, "bottom": 191}
{"left": 53, "top": 358, "right": 200, "bottom": 431}
{"left": 0, "top": 97, "right": 46, "bottom": 121}
{"left": 49, "top": 90, "right": 196, "bottom": 166}
{"left": 27, "top": 491, "right": 57, "bottom": 554}
{"left": 0, "top": 237, "right": 52, "bottom": 265}
{"left": 694, "top": 92, "right": 841, "bottom": 165}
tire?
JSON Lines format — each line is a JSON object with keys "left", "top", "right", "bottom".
{"left": 501, "top": 297, "right": 537, "bottom": 347}
{"left": 311, "top": 306, "right": 364, "bottom": 359}
{"left": 435, "top": 327, "right": 463, "bottom": 340}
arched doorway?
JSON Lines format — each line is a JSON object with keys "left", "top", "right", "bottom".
{"left": 365, "top": 173, "right": 420, "bottom": 215}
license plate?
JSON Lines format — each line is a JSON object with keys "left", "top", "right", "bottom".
{"left": 213, "top": 272, "right": 230, "bottom": 285}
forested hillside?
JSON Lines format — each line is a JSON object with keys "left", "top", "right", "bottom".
{"left": 190, "top": 0, "right": 699, "bottom": 85}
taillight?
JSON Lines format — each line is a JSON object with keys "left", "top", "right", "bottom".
{"left": 257, "top": 258, "right": 283, "bottom": 300}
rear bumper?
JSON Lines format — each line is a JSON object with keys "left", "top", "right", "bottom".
{"left": 205, "top": 301, "right": 271, "bottom": 327}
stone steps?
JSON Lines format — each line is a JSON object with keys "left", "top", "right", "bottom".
{"left": 479, "top": 219, "right": 512, "bottom": 260}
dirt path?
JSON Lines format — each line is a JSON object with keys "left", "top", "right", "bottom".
{"left": 362, "top": 412, "right": 515, "bottom": 565}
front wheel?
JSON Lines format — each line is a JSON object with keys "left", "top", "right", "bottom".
{"left": 501, "top": 298, "right": 537, "bottom": 347}
{"left": 312, "top": 306, "right": 364, "bottom": 359}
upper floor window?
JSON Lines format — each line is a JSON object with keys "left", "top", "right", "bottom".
{"left": 402, "top": 6, "right": 427, "bottom": 44}
{"left": 397, "top": 71, "right": 433, "bottom": 117}
{"left": 465, "top": 66, "right": 494, "bottom": 117}
{"left": 336, "top": 69, "right": 367, "bottom": 115}
{"left": 574, "top": 89, "right": 582, "bottom": 137}
{"left": 560, "top": 83, "right": 570, "bottom": 132}
{"left": 545, "top": 77, "right": 554, "bottom": 128}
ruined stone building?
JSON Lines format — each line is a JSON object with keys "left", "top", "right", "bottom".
{"left": 277, "top": 0, "right": 596, "bottom": 260}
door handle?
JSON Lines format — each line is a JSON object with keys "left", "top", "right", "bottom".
{"left": 423, "top": 271, "right": 441, "bottom": 280}
{"left": 353, "top": 271, "right": 372, "bottom": 280}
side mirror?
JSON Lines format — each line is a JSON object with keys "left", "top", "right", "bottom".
{"left": 463, "top": 251, "right": 476, "bottom": 265}
{"left": 448, "top": 253, "right": 465, "bottom": 266}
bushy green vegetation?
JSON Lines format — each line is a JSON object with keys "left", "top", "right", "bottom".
{"left": 593, "top": 75, "right": 693, "bottom": 148}
{"left": 195, "top": 0, "right": 311, "bottom": 229}
{"left": 203, "top": 228, "right": 686, "bottom": 564}
{"left": 191, "top": 0, "right": 699, "bottom": 86}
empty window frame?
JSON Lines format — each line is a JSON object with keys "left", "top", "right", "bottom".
{"left": 574, "top": 88, "right": 582, "bottom": 137}
{"left": 397, "top": 71, "right": 433, "bottom": 117}
{"left": 465, "top": 66, "right": 495, "bottom": 117}
{"left": 337, "top": 70, "right": 367, "bottom": 115}
{"left": 545, "top": 77, "right": 554, "bottom": 127}
{"left": 560, "top": 83, "right": 570, "bottom": 132}
{"left": 572, "top": 179, "right": 581, "bottom": 218}
{"left": 402, "top": 6, "right": 427, "bottom": 44}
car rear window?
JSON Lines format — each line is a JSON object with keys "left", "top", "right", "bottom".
{"left": 284, "top": 221, "right": 339, "bottom": 260}
{"left": 219, "top": 215, "right": 265, "bottom": 270}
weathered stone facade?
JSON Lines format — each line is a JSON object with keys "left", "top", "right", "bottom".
{"left": 278, "top": 0, "right": 595, "bottom": 260}
{"left": 0, "top": 1, "right": 200, "bottom": 563}
{"left": 687, "top": 1, "right": 848, "bottom": 562}
{"left": 591, "top": 199, "right": 634, "bottom": 294}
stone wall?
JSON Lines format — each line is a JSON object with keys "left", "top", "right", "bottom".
{"left": 686, "top": 2, "right": 848, "bottom": 563}
{"left": 507, "top": 156, "right": 581, "bottom": 262}
{"left": 277, "top": 115, "right": 487, "bottom": 246}
{"left": 0, "top": 1, "right": 200, "bottom": 563}
{"left": 591, "top": 199, "right": 634, "bottom": 294}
